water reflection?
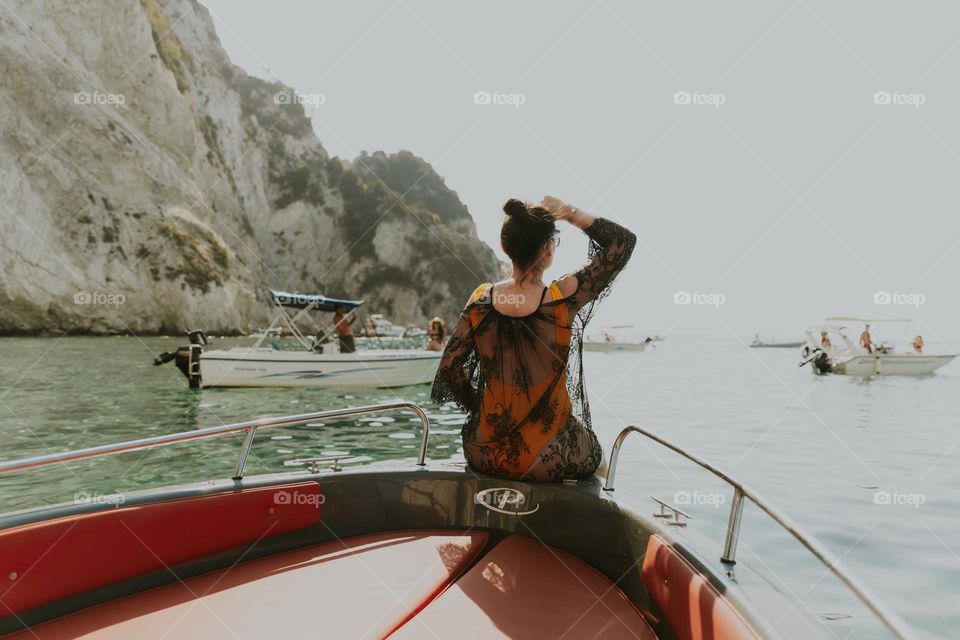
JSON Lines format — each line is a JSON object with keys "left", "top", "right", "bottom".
{"left": 0, "top": 337, "right": 464, "bottom": 512}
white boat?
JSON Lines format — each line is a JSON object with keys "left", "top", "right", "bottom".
{"left": 750, "top": 335, "right": 803, "bottom": 348}
{"left": 365, "top": 314, "right": 406, "bottom": 337}
{"left": 199, "top": 347, "right": 441, "bottom": 388}
{"left": 583, "top": 325, "right": 663, "bottom": 352}
{"left": 154, "top": 290, "right": 440, "bottom": 388}
{"left": 249, "top": 326, "right": 283, "bottom": 338}
{"left": 799, "top": 317, "right": 955, "bottom": 376}
{"left": 405, "top": 326, "right": 427, "bottom": 338}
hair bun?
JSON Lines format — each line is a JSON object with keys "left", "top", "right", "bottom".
{"left": 503, "top": 198, "right": 527, "bottom": 218}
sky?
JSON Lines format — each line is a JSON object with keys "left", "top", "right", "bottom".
{"left": 202, "top": 0, "right": 960, "bottom": 344}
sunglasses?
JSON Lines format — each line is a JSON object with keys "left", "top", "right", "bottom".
{"left": 550, "top": 232, "right": 561, "bottom": 247}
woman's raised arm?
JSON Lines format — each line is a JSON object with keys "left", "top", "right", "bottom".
{"left": 541, "top": 197, "right": 637, "bottom": 312}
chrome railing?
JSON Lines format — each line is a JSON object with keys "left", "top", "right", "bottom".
{"left": 603, "top": 426, "right": 916, "bottom": 640}
{"left": 0, "top": 402, "right": 431, "bottom": 480}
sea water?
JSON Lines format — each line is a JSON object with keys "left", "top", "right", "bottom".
{"left": 0, "top": 335, "right": 956, "bottom": 638}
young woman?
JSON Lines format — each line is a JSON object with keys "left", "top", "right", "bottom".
{"left": 431, "top": 196, "right": 636, "bottom": 481}
{"left": 426, "top": 317, "right": 446, "bottom": 352}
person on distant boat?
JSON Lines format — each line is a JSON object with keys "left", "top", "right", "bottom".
{"left": 432, "top": 197, "right": 636, "bottom": 481}
{"left": 860, "top": 324, "right": 873, "bottom": 354}
{"left": 911, "top": 335, "right": 924, "bottom": 354}
{"left": 333, "top": 306, "right": 357, "bottom": 354}
{"left": 426, "top": 317, "right": 446, "bottom": 351}
{"left": 820, "top": 331, "right": 832, "bottom": 348}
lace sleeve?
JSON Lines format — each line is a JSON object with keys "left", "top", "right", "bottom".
{"left": 430, "top": 307, "right": 481, "bottom": 412}
{"left": 569, "top": 218, "right": 637, "bottom": 313}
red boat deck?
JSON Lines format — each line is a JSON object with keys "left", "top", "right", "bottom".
{"left": 4, "top": 531, "right": 656, "bottom": 639}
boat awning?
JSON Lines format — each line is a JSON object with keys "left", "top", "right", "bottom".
{"left": 825, "top": 317, "right": 911, "bottom": 324}
{"left": 270, "top": 290, "right": 364, "bottom": 312}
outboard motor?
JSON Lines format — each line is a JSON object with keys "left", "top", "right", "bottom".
{"left": 812, "top": 351, "right": 832, "bottom": 374}
{"left": 799, "top": 345, "right": 833, "bottom": 374}
{"left": 153, "top": 330, "right": 207, "bottom": 388}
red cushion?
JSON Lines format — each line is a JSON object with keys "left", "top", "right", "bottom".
{"left": 0, "top": 483, "right": 322, "bottom": 617}
{"left": 389, "top": 535, "right": 657, "bottom": 639}
{"left": 641, "top": 534, "right": 758, "bottom": 640}
{"left": 3, "top": 530, "right": 488, "bottom": 640}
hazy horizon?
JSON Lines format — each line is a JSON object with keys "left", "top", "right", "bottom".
{"left": 203, "top": 0, "right": 960, "bottom": 344}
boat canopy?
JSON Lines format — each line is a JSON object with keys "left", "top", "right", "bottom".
{"left": 807, "top": 324, "right": 849, "bottom": 332}
{"left": 825, "top": 317, "right": 911, "bottom": 324}
{"left": 270, "top": 290, "right": 364, "bottom": 312}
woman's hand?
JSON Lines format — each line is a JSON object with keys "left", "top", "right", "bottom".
{"left": 540, "top": 195, "right": 594, "bottom": 230}
{"left": 539, "top": 195, "right": 575, "bottom": 221}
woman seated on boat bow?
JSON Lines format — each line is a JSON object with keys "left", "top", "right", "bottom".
{"left": 431, "top": 197, "right": 636, "bottom": 481}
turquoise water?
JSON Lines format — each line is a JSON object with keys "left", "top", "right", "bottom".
{"left": 0, "top": 335, "right": 957, "bottom": 638}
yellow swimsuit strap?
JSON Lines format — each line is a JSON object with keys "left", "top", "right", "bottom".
{"left": 469, "top": 283, "right": 493, "bottom": 306}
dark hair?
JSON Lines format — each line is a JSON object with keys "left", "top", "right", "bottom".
{"left": 430, "top": 318, "right": 446, "bottom": 341}
{"left": 500, "top": 198, "right": 555, "bottom": 270}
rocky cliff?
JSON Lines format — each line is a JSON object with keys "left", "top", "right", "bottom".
{"left": 0, "top": 0, "right": 498, "bottom": 334}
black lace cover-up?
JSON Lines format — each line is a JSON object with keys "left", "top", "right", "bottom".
{"left": 431, "top": 218, "right": 636, "bottom": 481}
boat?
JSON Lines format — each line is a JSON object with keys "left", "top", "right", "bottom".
{"left": 0, "top": 403, "right": 916, "bottom": 639}
{"left": 154, "top": 291, "right": 440, "bottom": 388}
{"left": 799, "top": 317, "right": 956, "bottom": 376}
{"left": 583, "top": 326, "right": 664, "bottom": 352}
{"left": 750, "top": 335, "right": 803, "bottom": 349}
{"left": 365, "top": 314, "right": 407, "bottom": 337}
{"left": 250, "top": 326, "right": 284, "bottom": 338}
{"left": 405, "top": 326, "right": 427, "bottom": 338}
{"left": 198, "top": 347, "right": 442, "bottom": 388}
